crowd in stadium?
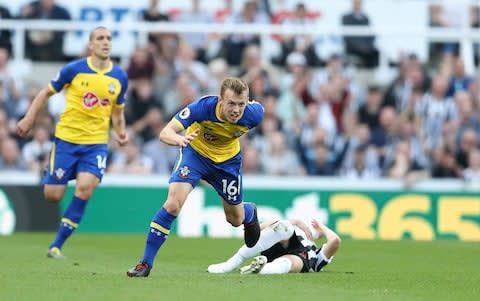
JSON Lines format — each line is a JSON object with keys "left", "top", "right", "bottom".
{"left": 1, "top": 0, "right": 480, "bottom": 185}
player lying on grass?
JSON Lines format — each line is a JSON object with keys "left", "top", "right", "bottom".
{"left": 207, "top": 218, "right": 341, "bottom": 274}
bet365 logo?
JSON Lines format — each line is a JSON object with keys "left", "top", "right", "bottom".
{"left": 0, "top": 190, "right": 15, "bottom": 235}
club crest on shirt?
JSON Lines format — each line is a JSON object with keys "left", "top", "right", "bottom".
{"left": 54, "top": 168, "right": 65, "bottom": 180}
{"left": 233, "top": 131, "right": 244, "bottom": 138}
{"left": 108, "top": 83, "right": 116, "bottom": 95}
{"left": 179, "top": 166, "right": 190, "bottom": 178}
{"left": 179, "top": 108, "right": 191, "bottom": 119}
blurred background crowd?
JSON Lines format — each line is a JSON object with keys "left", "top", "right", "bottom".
{"left": 1, "top": 0, "right": 480, "bottom": 186}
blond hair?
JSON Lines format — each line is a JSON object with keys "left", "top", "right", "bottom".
{"left": 220, "top": 77, "right": 249, "bottom": 98}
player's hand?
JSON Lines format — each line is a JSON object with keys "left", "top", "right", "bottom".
{"left": 177, "top": 129, "right": 200, "bottom": 147}
{"left": 311, "top": 219, "right": 325, "bottom": 238}
{"left": 291, "top": 219, "right": 313, "bottom": 241}
{"left": 16, "top": 117, "right": 34, "bottom": 138}
{"left": 116, "top": 132, "right": 129, "bottom": 146}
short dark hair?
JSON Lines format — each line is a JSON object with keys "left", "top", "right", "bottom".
{"left": 89, "top": 26, "right": 110, "bottom": 41}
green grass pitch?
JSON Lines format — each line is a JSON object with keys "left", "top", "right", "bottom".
{"left": 0, "top": 234, "right": 478, "bottom": 301}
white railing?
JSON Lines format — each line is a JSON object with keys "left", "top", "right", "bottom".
{"left": 0, "top": 170, "right": 471, "bottom": 192}
{"left": 1, "top": 19, "right": 480, "bottom": 73}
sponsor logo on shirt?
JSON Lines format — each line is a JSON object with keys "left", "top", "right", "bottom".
{"left": 83, "top": 92, "right": 110, "bottom": 108}
{"left": 203, "top": 133, "right": 219, "bottom": 142}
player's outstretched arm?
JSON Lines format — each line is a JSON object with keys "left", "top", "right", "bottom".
{"left": 17, "top": 87, "right": 54, "bottom": 137}
{"left": 159, "top": 120, "right": 200, "bottom": 147}
{"left": 311, "top": 219, "right": 341, "bottom": 259}
{"left": 111, "top": 106, "right": 128, "bottom": 146}
{"left": 290, "top": 219, "right": 313, "bottom": 241}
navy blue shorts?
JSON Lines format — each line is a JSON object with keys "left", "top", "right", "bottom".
{"left": 169, "top": 146, "right": 243, "bottom": 205}
{"left": 43, "top": 137, "right": 108, "bottom": 184}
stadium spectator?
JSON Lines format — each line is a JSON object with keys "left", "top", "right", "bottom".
{"left": 162, "top": 72, "right": 200, "bottom": 118}
{"left": 251, "top": 115, "right": 282, "bottom": 156}
{"left": 416, "top": 74, "right": 457, "bottom": 153}
{"left": 277, "top": 52, "right": 311, "bottom": 131}
{"left": 21, "top": 125, "right": 52, "bottom": 172}
{"left": 313, "top": 83, "right": 338, "bottom": 146}
{"left": 273, "top": 3, "right": 321, "bottom": 67}
{"left": 16, "top": 27, "right": 128, "bottom": 260}
{"left": 141, "top": 0, "right": 170, "bottom": 47}
{"left": 324, "top": 72, "right": 353, "bottom": 135}
{"left": 394, "top": 122, "right": 431, "bottom": 171}
{"left": 18, "top": 0, "right": 71, "bottom": 62}
{"left": 428, "top": 3, "right": 453, "bottom": 66}
{"left": 141, "top": 108, "right": 178, "bottom": 174}
{"left": 108, "top": 138, "right": 154, "bottom": 175}
{"left": 260, "top": 131, "right": 304, "bottom": 176}
{"left": 174, "top": 42, "right": 210, "bottom": 93}
{"left": 126, "top": 79, "right": 162, "bottom": 142}
{"left": 455, "top": 128, "right": 478, "bottom": 170}
{"left": 127, "top": 47, "right": 155, "bottom": 84}
{"left": 174, "top": 0, "right": 217, "bottom": 63}
{"left": 207, "top": 58, "right": 229, "bottom": 93}
{"left": 309, "top": 54, "right": 361, "bottom": 105}
{"left": 427, "top": 1, "right": 474, "bottom": 67}
{"left": 452, "top": 91, "right": 480, "bottom": 147}
{"left": 340, "top": 143, "right": 380, "bottom": 179}
{"left": 385, "top": 140, "right": 425, "bottom": 178}
{"left": 356, "top": 85, "right": 383, "bottom": 132}
{"left": 0, "top": 117, "right": 9, "bottom": 146}
{"left": 471, "top": 4, "right": 480, "bottom": 66}
{"left": 0, "top": 5, "right": 13, "bottom": 55}
{"left": 253, "top": 0, "right": 272, "bottom": 20}
{"left": 383, "top": 54, "right": 430, "bottom": 112}
{"left": 307, "top": 143, "right": 336, "bottom": 176}
{"left": 370, "top": 106, "right": 398, "bottom": 170}
{"left": 296, "top": 105, "right": 324, "bottom": 166}
{"left": 241, "top": 144, "right": 263, "bottom": 174}
{"left": 238, "top": 44, "right": 280, "bottom": 97}
{"left": 431, "top": 146, "right": 459, "bottom": 178}
{"left": 0, "top": 47, "right": 26, "bottom": 120}
{"left": 0, "top": 106, "right": 20, "bottom": 143}
{"left": 222, "top": 1, "right": 270, "bottom": 66}
{"left": 208, "top": 218, "right": 341, "bottom": 275}
{"left": 462, "top": 148, "right": 480, "bottom": 184}
{"left": 446, "top": 57, "right": 474, "bottom": 97}
{"left": 341, "top": 0, "right": 379, "bottom": 68}
{"left": 127, "top": 77, "right": 264, "bottom": 277}
{"left": 390, "top": 143, "right": 431, "bottom": 188}
{"left": 0, "top": 138, "right": 27, "bottom": 171}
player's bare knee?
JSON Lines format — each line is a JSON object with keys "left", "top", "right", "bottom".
{"left": 163, "top": 199, "right": 182, "bottom": 215}
{"left": 226, "top": 215, "right": 243, "bottom": 227}
{"left": 75, "top": 183, "right": 95, "bottom": 200}
{"left": 331, "top": 235, "right": 342, "bottom": 251}
{"left": 44, "top": 191, "right": 63, "bottom": 203}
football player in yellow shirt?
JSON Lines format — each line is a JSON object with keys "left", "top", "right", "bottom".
{"left": 17, "top": 26, "right": 128, "bottom": 259}
{"left": 127, "top": 77, "right": 264, "bottom": 277}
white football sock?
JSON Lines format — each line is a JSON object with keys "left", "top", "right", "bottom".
{"left": 235, "top": 220, "right": 294, "bottom": 260}
{"left": 207, "top": 220, "right": 294, "bottom": 273}
{"left": 259, "top": 257, "right": 292, "bottom": 274}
